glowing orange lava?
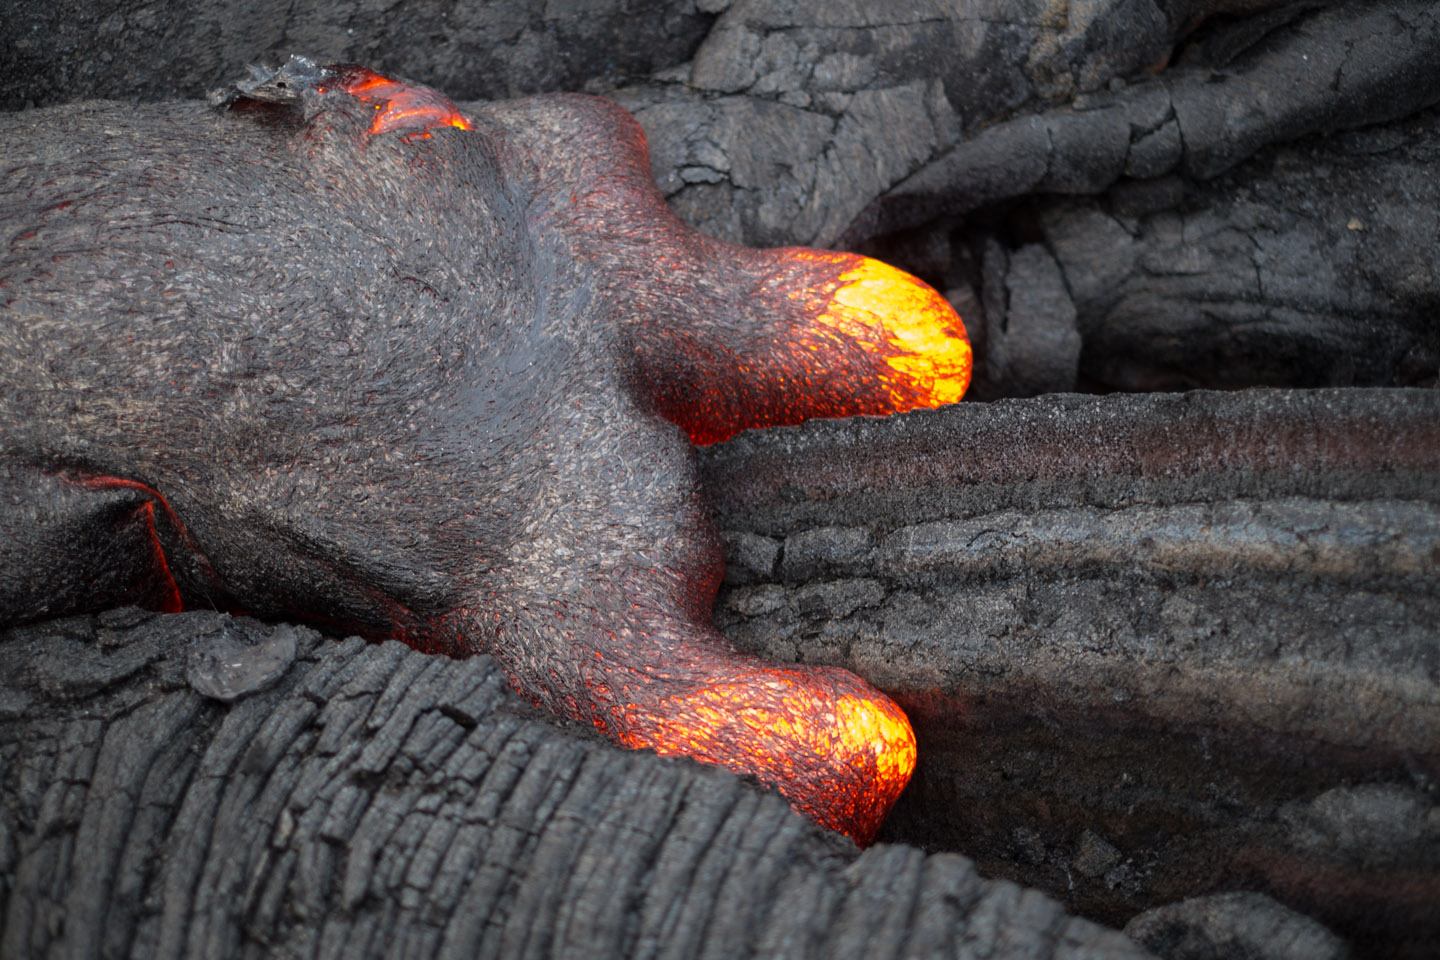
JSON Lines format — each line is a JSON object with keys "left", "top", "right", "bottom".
{"left": 789, "top": 249, "right": 972, "bottom": 413}
{"left": 651, "top": 247, "right": 972, "bottom": 446}
{"left": 611, "top": 665, "right": 917, "bottom": 845}
{"left": 330, "top": 67, "right": 472, "bottom": 137}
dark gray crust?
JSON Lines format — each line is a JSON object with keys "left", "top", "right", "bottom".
{"left": 0, "top": 609, "right": 1146, "bottom": 960}
{"left": 0, "top": 0, "right": 716, "bottom": 109}
{"left": 1125, "top": 891, "right": 1350, "bottom": 960}
{"left": 701, "top": 387, "right": 1440, "bottom": 959}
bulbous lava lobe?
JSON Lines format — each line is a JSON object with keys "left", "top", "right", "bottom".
{"left": 0, "top": 61, "right": 967, "bottom": 844}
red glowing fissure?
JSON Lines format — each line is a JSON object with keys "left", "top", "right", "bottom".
{"left": 325, "top": 67, "right": 472, "bottom": 138}
{"left": 72, "top": 475, "right": 200, "bottom": 613}
{"left": 139, "top": 501, "right": 182, "bottom": 613}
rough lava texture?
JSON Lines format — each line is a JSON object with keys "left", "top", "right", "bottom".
{"left": 0, "top": 0, "right": 718, "bottom": 108}
{"left": 1125, "top": 892, "right": 1351, "bottom": 960}
{"left": 702, "top": 388, "right": 1440, "bottom": 959}
{"left": 0, "top": 609, "right": 1148, "bottom": 960}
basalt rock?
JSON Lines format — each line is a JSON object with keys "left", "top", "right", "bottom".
{"left": 0, "top": 609, "right": 1148, "bottom": 960}
{"left": 961, "top": 102, "right": 1440, "bottom": 397}
{"left": 0, "top": 0, "right": 716, "bottom": 109}
{"left": 845, "top": 0, "right": 1440, "bottom": 244}
{"left": 702, "top": 387, "right": 1440, "bottom": 959}
{"left": 1125, "top": 891, "right": 1350, "bottom": 960}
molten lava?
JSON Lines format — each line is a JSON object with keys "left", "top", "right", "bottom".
{"left": 611, "top": 665, "right": 917, "bottom": 844}
{"left": 327, "top": 66, "right": 471, "bottom": 136}
{"left": 790, "top": 249, "right": 972, "bottom": 413}
{"left": 645, "top": 246, "right": 972, "bottom": 446}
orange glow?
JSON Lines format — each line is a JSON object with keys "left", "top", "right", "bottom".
{"left": 792, "top": 249, "right": 972, "bottom": 413}
{"left": 646, "top": 246, "right": 971, "bottom": 446}
{"left": 834, "top": 693, "right": 917, "bottom": 794}
{"left": 333, "top": 67, "right": 472, "bottom": 137}
{"left": 612, "top": 665, "right": 917, "bottom": 845}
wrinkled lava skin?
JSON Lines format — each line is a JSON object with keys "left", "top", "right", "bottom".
{"left": 0, "top": 65, "right": 969, "bottom": 843}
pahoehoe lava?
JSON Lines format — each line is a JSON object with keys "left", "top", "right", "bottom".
{"left": 0, "top": 58, "right": 972, "bottom": 843}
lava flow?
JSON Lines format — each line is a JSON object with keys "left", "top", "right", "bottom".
{"left": 785, "top": 249, "right": 972, "bottom": 415}
{"left": 637, "top": 244, "right": 973, "bottom": 447}
{"left": 2, "top": 62, "right": 970, "bottom": 846}
{"left": 612, "top": 665, "right": 918, "bottom": 845}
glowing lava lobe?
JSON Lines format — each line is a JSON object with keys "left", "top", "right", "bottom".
{"left": 662, "top": 248, "right": 974, "bottom": 446}
{"left": 797, "top": 251, "right": 972, "bottom": 414}
{"left": 615, "top": 664, "right": 918, "bottom": 844}
{"left": 488, "top": 93, "right": 975, "bottom": 446}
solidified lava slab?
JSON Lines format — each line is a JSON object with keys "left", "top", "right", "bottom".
{"left": 703, "top": 387, "right": 1440, "bottom": 959}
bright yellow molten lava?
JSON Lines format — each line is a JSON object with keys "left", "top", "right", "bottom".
{"left": 615, "top": 668, "right": 917, "bottom": 844}
{"left": 792, "top": 250, "right": 972, "bottom": 412}
{"left": 831, "top": 257, "right": 972, "bottom": 405}
{"left": 834, "top": 693, "right": 917, "bottom": 793}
